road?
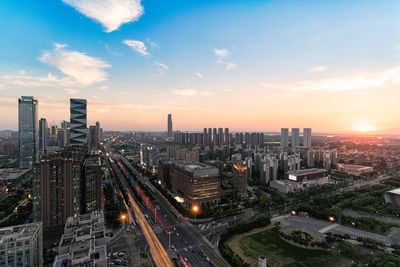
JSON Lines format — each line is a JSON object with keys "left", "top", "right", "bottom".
{"left": 110, "top": 157, "right": 173, "bottom": 267}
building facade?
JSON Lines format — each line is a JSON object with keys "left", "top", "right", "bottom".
{"left": 0, "top": 222, "right": 43, "bottom": 267}
{"left": 18, "top": 96, "right": 39, "bottom": 167}
{"left": 70, "top": 98, "right": 87, "bottom": 145}
{"left": 281, "top": 128, "right": 289, "bottom": 148}
{"left": 233, "top": 160, "right": 248, "bottom": 198}
{"left": 38, "top": 118, "right": 47, "bottom": 156}
{"left": 169, "top": 161, "right": 221, "bottom": 205}
{"left": 168, "top": 114, "right": 173, "bottom": 137}
{"left": 303, "top": 128, "right": 312, "bottom": 148}
{"left": 291, "top": 128, "right": 300, "bottom": 148}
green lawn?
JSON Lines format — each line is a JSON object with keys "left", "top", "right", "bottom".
{"left": 235, "top": 227, "right": 348, "bottom": 267}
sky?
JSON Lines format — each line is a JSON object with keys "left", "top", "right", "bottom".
{"left": 1, "top": 0, "right": 400, "bottom": 133}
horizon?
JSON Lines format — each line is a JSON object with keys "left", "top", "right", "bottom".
{"left": 1, "top": 0, "right": 400, "bottom": 133}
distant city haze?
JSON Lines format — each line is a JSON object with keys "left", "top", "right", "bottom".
{"left": 0, "top": 1, "right": 399, "bottom": 133}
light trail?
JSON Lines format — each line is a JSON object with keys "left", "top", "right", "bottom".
{"left": 126, "top": 193, "right": 173, "bottom": 267}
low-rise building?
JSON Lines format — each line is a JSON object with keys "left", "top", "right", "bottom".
{"left": 385, "top": 188, "right": 400, "bottom": 209}
{"left": 271, "top": 168, "right": 329, "bottom": 193}
{"left": 0, "top": 167, "right": 32, "bottom": 187}
{"left": 336, "top": 163, "right": 373, "bottom": 176}
{"left": 53, "top": 211, "right": 107, "bottom": 267}
{"left": 0, "top": 185, "right": 8, "bottom": 201}
{"left": 0, "top": 222, "right": 43, "bottom": 267}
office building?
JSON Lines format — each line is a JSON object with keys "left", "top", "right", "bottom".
{"left": 38, "top": 118, "right": 47, "bottom": 156}
{"left": 233, "top": 160, "right": 248, "bottom": 198}
{"left": 168, "top": 114, "right": 173, "bottom": 137}
{"left": 169, "top": 161, "right": 220, "bottom": 205}
{"left": 0, "top": 222, "right": 43, "bottom": 267}
{"left": 70, "top": 98, "right": 87, "bottom": 145}
{"left": 281, "top": 128, "right": 289, "bottom": 148}
{"left": 303, "top": 128, "right": 312, "bottom": 148}
{"left": 53, "top": 212, "right": 107, "bottom": 267}
{"left": 291, "top": 128, "right": 300, "bottom": 148}
{"left": 18, "top": 96, "right": 39, "bottom": 167}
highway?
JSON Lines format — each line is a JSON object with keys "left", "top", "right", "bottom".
{"left": 110, "top": 157, "right": 173, "bottom": 267}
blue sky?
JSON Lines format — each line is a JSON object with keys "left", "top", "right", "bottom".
{"left": 1, "top": 0, "right": 400, "bottom": 132}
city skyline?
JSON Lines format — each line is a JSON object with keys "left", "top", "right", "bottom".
{"left": 1, "top": 0, "right": 400, "bottom": 133}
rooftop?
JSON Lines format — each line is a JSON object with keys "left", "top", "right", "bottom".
{"left": 388, "top": 188, "right": 400, "bottom": 195}
{"left": 0, "top": 167, "right": 31, "bottom": 180}
{"left": 0, "top": 222, "right": 42, "bottom": 244}
{"left": 175, "top": 161, "right": 218, "bottom": 177}
{"left": 287, "top": 168, "right": 327, "bottom": 176}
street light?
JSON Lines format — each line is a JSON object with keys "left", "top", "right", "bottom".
{"left": 328, "top": 216, "right": 335, "bottom": 222}
{"left": 192, "top": 205, "right": 199, "bottom": 223}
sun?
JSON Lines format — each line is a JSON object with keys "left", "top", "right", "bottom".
{"left": 353, "top": 123, "right": 374, "bottom": 133}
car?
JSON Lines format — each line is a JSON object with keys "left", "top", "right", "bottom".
{"left": 171, "top": 245, "right": 175, "bottom": 249}
{"left": 173, "top": 228, "right": 176, "bottom": 231}
{"left": 176, "top": 233, "right": 179, "bottom": 236}
{"left": 184, "top": 248, "right": 188, "bottom": 252}
{"left": 184, "top": 258, "right": 188, "bottom": 262}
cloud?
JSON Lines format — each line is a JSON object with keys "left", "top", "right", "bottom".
{"left": 223, "top": 88, "right": 233, "bottom": 92}
{"left": 147, "top": 38, "right": 159, "bottom": 48}
{"left": 214, "top": 48, "right": 237, "bottom": 70}
{"left": 0, "top": 72, "right": 76, "bottom": 88}
{"left": 123, "top": 40, "right": 149, "bottom": 56}
{"left": 260, "top": 67, "right": 400, "bottom": 92}
{"left": 64, "top": 88, "right": 80, "bottom": 95}
{"left": 117, "top": 91, "right": 132, "bottom": 95}
{"left": 40, "top": 44, "right": 111, "bottom": 86}
{"left": 226, "top": 62, "right": 237, "bottom": 70}
{"left": 194, "top": 72, "right": 204, "bottom": 78}
{"left": 214, "top": 48, "right": 230, "bottom": 58}
{"left": 172, "top": 89, "right": 213, "bottom": 97}
{"left": 62, "top": 0, "right": 144, "bottom": 32}
{"left": 309, "top": 66, "right": 328, "bottom": 72}
{"left": 99, "top": 85, "right": 108, "bottom": 91}
{"left": 0, "top": 84, "right": 4, "bottom": 90}
{"left": 154, "top": 62, "right": 169, "bottom": 75}
{"left": 105, "top": 44, "right": 122, "bottom": 57}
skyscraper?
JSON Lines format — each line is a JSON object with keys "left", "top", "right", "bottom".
{"left": 38, "top": 118, "right": 47, "bottom": 156}
{"left": 167, "top": 114, "right": 173, "bottom": 137}
{"left": 303, "top": 128, "right": 312, "bottom": 148}
{"left": 281, "top": 128, "right": 289, "bottom": 148}
{"left": 233, "top": 160, "right": 248, "bottom": 198}
{"left": 291, "top": 128, "right": 300, "bottom": 148}
{"left": 18, "top": 96, "right": 39, "bottom": 167}
{"left": 70, "top": 99, "right": 87, "bottom": 145}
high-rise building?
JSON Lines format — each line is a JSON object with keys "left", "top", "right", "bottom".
{"left": 0, "top": 222, "right": 43, "bottom": 267}
{"left": 169, "top": 161, "right": 220, "bottom": 205}
{"left": 291, "top": 128, "right": 300, "bottom": 148}
{"left": 38, "top": 118, "right": 47, "bottom": 156}
{"left": 233, "top": 160, "right": 248, "bottom": 198}
{"left": 218, "top": 128, "right": 223, "bottom": 146}
{"left": 32, "top": 146, "right": 101, "bottom": 241}
{"left": 70, "top": 98, "right": 87, "bottom": 145}
{"left": 281, "top": 128, "right": 289, "bottom": 148}
{"left": 96, "top": 121, "right": 101, "bottom": 144}
{"left": 167, "top": 114, "right": 173, "bottom": 137}
{"left": 303, "top": 128, "right": 312, "bottom": 148}
{"left": 224, "top": 128, "right": 229, "bottom": 145}
{"left": 18, "top": 96, "right": 39, "bottom": 167}
{"left": 53, "top": 212, "right": 107, "bottom": 267}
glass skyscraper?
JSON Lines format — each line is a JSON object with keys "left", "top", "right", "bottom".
{"left": 70, "top": 98, "right": 87, "bottom": 145}
{"left": 18, "top": 96, "right": 39, "bottom": 167}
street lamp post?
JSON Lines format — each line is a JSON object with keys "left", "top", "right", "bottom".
{"left": 192, "top": 205, "right": 199, "bottom": 223}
